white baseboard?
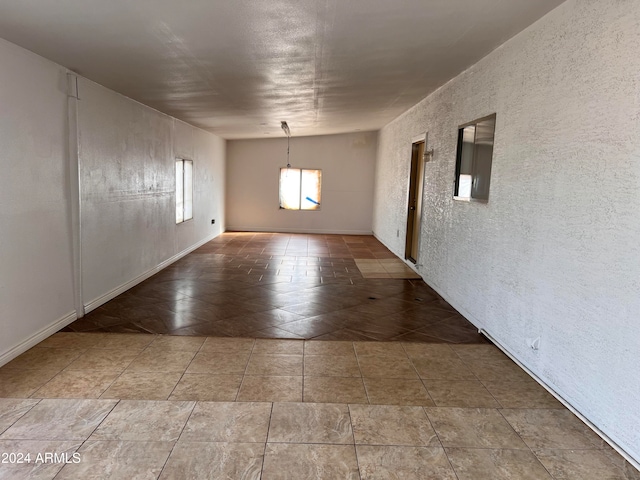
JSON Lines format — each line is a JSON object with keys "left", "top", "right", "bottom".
{"left": 372, "top": 231, "right": 402, "bottom": 255}
{"left": 417, "top": 274, "right": 640, "bottom": 468}
{"left": 0, "top": 311, "right": 77, "bottom": 367}
{"left": 226, "top": 226, "right": 373, "bottom": 235}
{"left": 0, "top": 233, "right": 220, "bottom": 368}
{"left": 480, "top": 328, "right": 640, "bottom": 471}
{"left": 374, "top": 238, "right": 640, "bottom": 470}
{"left": 84, "top": 232, "right": 219, "bottom": 313}
{"left": 371, "top": 230, "right": 639, "bottom": 468}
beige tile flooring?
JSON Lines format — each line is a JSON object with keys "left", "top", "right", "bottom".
{"left": 1, "top": 333, "right": 638, "bottom": 479}
{"left": 354, "top": 258, "right": 421, "bottom": 279}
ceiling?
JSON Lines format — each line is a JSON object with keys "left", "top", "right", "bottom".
{"left": 0, "top": 0, "right": 564, "bottom": 139}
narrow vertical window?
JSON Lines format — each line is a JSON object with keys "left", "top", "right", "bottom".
{"left": 176, "top": 159, "right": 193, "bottom": 223}
{"left": 183, "top": 159, "right": 193, "bottom": 221}
{"left": 279, "top": 168, "right": 321, "bottom": 210}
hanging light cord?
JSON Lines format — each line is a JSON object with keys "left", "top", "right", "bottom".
{"left": 281, "top": 121, "right": 291, "bottom": 168}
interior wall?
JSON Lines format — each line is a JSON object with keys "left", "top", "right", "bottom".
{"left": 78, "top": 79, "right": 225, "bottom": 307}
{"left": 226, "top": 132, "right": 377, "bottom": 234}
{"left": 0, "top": 38, "right": 75, "bottom": 360}
{"left": 0, "top": 38, "right": 226, "bottom": 363}
{"left": 373, "top": 0, "right": 640, "bottom": 462}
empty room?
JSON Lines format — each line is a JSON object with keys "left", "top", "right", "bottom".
{"left": 0, "top": 0, "right": 638, "bottom": 478}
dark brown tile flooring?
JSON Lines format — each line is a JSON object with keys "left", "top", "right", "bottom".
{"left": 64, "top": 233, "right": 488, "bottom": 343}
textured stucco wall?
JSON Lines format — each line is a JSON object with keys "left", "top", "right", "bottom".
{"left": 79, "top": 79, "right": 225, "bottom": 305}
{"left": 373, "top": 0, "right": 640, "bottom": 461}
{"left": 227, "top": 132, "right": 377, "bottom": 234}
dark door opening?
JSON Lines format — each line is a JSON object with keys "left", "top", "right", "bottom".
{"left": 405, "top": 139, "right": 425, "bottom": 263}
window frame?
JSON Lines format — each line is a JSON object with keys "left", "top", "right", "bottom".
{"left": 175, "top": 158, "right": 193, "bottom": 224}
{"left": 453, "top": 113, "right": 496, "bottom": 203}
{"left": 278, "top": 167, "right": 322, "bottom": 211}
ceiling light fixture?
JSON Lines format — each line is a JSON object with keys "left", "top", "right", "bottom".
{"left": 281, "top": 121, "right": 291, "bottom": 168}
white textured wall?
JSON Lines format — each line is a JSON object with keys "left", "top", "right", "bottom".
{"left": 0, "top": 38, "right": 75, "bottom": 358}
{"left": 227, "top": 132, "right": 377, "bottom": 234}
{"left": 373, "top": 0, "right": 640, "bottom": 461}
{"left": 78, "top": 79, "right": 225, "bottom": 305}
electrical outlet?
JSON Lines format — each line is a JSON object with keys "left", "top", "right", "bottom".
{"left": 211, "top": 219, "right": 215, "bottom": 224}
{"left": 396, "top": 229, "right": 400, "bottom": 238}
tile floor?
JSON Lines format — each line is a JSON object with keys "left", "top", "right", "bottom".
{"left": 354, "top": 259, "right": 421, "bottom": 279}
{"left": 1, "top": 233, "right": 638, "bottom": 478}
{"left": 62, "top": 233, "right": 487, "bottom": 342}
{"left": 0, "top": 336, "right": 638, "bottom": 479}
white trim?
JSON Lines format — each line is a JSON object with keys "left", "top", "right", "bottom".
{"left": 226, "top": 226, "right": 373, "bottom": 235}
{"left": 371, "top": 232, "right": 640, "bottom": 471}
{"left": 0, "top": 311, "right": 77, "bottom": 367}
{"left": 480, "top": 328, "right": 640, "bottom": 472}
{"left": 408, "top": 132, "right": 428, "bottom": 264}
{"left": 67, "top": 73, "right": 84, "bottom": 318}
{"left": 411, "top": 132, "right": 427, "bottom": 144}
{"left": 0, "top": 232, "right": 220, "bottom": 367}
{"left": 84, "top": 232, "right": 218, "bottom": 313}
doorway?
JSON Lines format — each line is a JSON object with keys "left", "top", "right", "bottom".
{"left": 405, "top": 138, "right": 426, "bottom": 263}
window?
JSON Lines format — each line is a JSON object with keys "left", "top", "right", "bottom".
{"left": 176, "top": 159, "right": 193, "bottom": 223}
{"left": 279, "top": 168, "right": 322, "bottom": 210}
{"left": 454, "top": 114, "right": 496, "bottom": 202}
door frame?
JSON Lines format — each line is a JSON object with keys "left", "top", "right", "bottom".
{"left": 405, "top": 133, "right": 428, "bottom": 263}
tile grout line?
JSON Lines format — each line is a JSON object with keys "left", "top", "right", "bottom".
{"left": 400, "top": 344, "right": 438, "bottom": 407}
{"left": 259, "top": 402, "right": 275, "bottom": 477}
{"left": 301, "top": 341, "right": 306, "bottom": 402}
{"left": 162, "top": 337, "right": 206, "bottom": 401}
{"left": 0, "top": 398, "right": 43, "bottom": 437}
{"left": 156, "top": 399, "right": 198, "bottom": 479}
{"left": 234, "top": 338, "right": 256, "bottom": 402}
{"left": 352, "top": 344, "right": 371, "bottom": 405}
{"left": 346, "top": 403, "right": 364, "bottom": 480}
{"left": 52, "top": 398, "right": 122, "bottom": 479}
{"left": 345, "top": 403, "right": 361, "bottom": 479}
{"left": 495, "top": 407, "right": 559, "bottom": 478}
{"left": 421, "top": 404, "right": 462, "bottom": 480}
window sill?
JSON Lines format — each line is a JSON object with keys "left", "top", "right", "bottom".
{"left": 279, "top": 208, "right": 322, "bottom": 211}
{"left": 453, "top": 196, "right": 488, "bottom": 204}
